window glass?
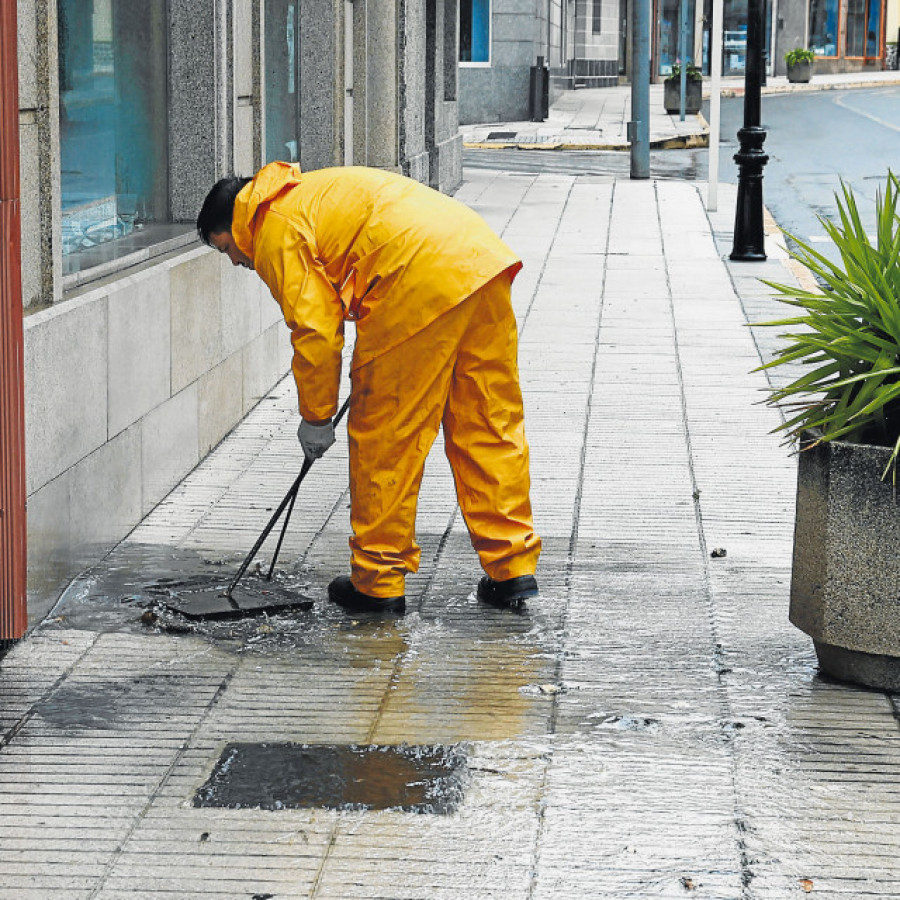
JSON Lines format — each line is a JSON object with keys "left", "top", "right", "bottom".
{"left": 592, "top": 0, "right": 602, "bottom": 35}
{"left": 265, "top": 0, "right": 300, "bottom": 162}
{"left": 845, "top": 0, "right": 866, "bottom": 54}
{"left": 809, "top": 0, "right": 840, "bottom": 55}
{"left": 459, "top": 0, "right": 490, "bottom": 62}
{"left": 721, "top": 0, "right": 747, "bottom": 75}
{"left": 865, "top": 0, "right": 881, "bottom": 56}
{"left": 58, "top": 0, "right": 169, "bottom": 266}
{"left": 658, "top": 0, "right": 696, "bottom": 75}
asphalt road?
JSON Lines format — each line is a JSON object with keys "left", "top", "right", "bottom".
{"left": 714, "top": 86, "right": 900, "bottom": 256}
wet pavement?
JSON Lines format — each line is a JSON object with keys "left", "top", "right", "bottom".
{"left": 461, "top": 82, "right": 710, "bottom": 150}
{"left": 5, "top": 159, "right": 900, "bottom": 895}
{"left": 459, "top": 72, "right": 900, "bottom": 152}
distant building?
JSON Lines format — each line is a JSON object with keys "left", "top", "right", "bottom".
{"left": 458, "top": 0, "right": 623, "bottom": 123}
{"left": 458, "top": 0, "right": 899, "bottom": 123}
{"left": 770, "top": 0, "right": 899, "bottom": 74}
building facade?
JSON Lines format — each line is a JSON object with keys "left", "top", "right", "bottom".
{"left": 458, "top": 0, "right": 623, "bottom": 123}
{"left": 15, "top": 0, "right": 462, "bottom": 621}
{"left": 458, "top": 0, "right": 898, "bottom": 123}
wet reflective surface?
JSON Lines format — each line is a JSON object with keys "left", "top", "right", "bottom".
{"left": 5, "top": 176, "right": 900, "bottom": 898}
{"left": 463, "top": 147, "right": 709, "bottom": 180}
{"left": 194, "top": 743, "right": 467, "bottom": 813}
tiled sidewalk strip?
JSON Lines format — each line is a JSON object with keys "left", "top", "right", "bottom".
{"left": 2, "top": 175, "right": 900, "bottom": 897}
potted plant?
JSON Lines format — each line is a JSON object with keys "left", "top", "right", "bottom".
{"left": 757, "top": 171, "right": 900, "bottom": 689}
{"left": 663, "top": 61, "right": 703, "bottom": 115}
{"left": 784, "top": 47, "right": 815, "bottom": 83}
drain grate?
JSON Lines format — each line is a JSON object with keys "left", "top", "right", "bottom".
{"left": 194, "top": 742, "right": 467, "bottom": 813}
{"left": 486, "top": 131, "right": 517, "bottom": 140}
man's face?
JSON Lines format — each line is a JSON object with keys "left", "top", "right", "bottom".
{"left": 210, "top": 230, "right": 254, "bottom": 270}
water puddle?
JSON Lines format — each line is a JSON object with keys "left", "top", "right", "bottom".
{"left": 34, "top": 676, "right": 188, "bottom": 730}
{"left": 194, "top": 742, "right": 467, "bottom": 813}
{"left": 42, "top": 543, "right": 320, "bottom": 640}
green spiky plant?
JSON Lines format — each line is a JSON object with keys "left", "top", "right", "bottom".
{"left": 757, "top": 171, "right": 900, "bottom": 481}
{"left": 784, "top": 47, "right": 815, "bottom": 66}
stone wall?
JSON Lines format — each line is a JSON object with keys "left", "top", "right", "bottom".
{"left": 16, "top": 0, "right": 461, "bottom": 623}
{"left": 24, "top": 249, "right": 292, "bottom": 623}
{"left": 458, "top": 0, "right": 543, "bottom": 124}
{"left": 457, "top": 0, "right": 622, "bottom": 124}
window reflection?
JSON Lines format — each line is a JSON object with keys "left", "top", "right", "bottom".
{"left": 846, "top": 0, "right": 866, "bottom": 55}
{"left": 809, "top": 0, "right": 839, "bottom": 55}
{"left": 58, "top": 0, "right": 169, "bottom": 263}
{"left": 265, "top": 0, "right": 301, "bottom": 162}
{"left": 865, "top": 0, "right": 881, "bottom": 56}
{"left": 658, "top": 0, "right": 696, "bottom": 75}
{"left": 459, "top": 0, "right": 490, "bottom": 63}
{"left": 719, "top": 0, "right": 747, "bottom": 75}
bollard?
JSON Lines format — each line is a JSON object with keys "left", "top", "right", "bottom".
{"left": 529, "top": 56, "right": 549, "bottom": 122}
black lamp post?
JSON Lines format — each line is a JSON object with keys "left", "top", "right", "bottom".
{"left": 730, "top": 0, "right": 769, "bottom": 261}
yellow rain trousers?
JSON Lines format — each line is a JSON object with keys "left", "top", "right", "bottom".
{"left": 231, "top": 162, "right": 541, "bottom": 597}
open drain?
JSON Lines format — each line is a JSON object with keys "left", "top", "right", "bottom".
{"left": 145, "top": 575, "right": 313, "bottom": 621}
{"left": 194, "top": 743, "right": 467, "bottom": 813}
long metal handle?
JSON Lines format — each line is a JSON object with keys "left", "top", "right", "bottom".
{"left": 226, "top": 394, "right": 351, "bottom": 596}
{"left": 264, "top": 468, "right": 302, "bottom": 581}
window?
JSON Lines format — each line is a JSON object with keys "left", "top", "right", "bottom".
{"left": 809, "top": 0, "right": 840, "bottom": 56}
{"left": 846, "top": 0, "right": 866, "bottom": 55}
{"left": 658, "top": 0, "right": 696, "bottom": 75}
{"left": 845, "top": 0, "right": 882, "bottom": 56}
{"left": 460, "top": 0, "right": 490, "bottom": 63}
{"left": 265, "top": 0, "right": 301, "bottom": 162}
{"left": 592, "top": 0, "right": 603, "bottom": 34}
{"left": 865, "top": 0, "right": 881, "bottom": 56}
{"left": 58, "top": 0, "right": 171, "bottom": 273}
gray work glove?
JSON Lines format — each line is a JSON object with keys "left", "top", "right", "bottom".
{"left": 297, "top": 419, "right": 335, "bottom": 462}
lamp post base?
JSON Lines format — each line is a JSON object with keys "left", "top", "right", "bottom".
{"left": 730, "top": 126, "right": 769, "bottom": 261}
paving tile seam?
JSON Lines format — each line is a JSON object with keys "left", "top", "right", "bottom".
{"left": 342, "top": 174, "right": 585, "bottom": 800}
{"left": 525, "top": 176, "right": 617, "bottom": 899}
{"left": 656, "top": 179, "right": 761, "bottom": 895}
{"left": 126, "top": 383, "right": 301, "bottom": 546}
{"left": 671, "top": 191, "right": 895, "bottom": 882}
{"left": 83, "top": 662, "right": 240, "bottom": 900}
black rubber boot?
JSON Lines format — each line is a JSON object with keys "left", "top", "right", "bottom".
{"left": 328, "top": 575, "right": 406, "bottom": 614}
{"left": 476, "top": 574, "right": 538, "bottom": 608}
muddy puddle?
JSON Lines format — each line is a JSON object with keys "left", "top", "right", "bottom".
{"left": 194, "top": 742, "right": 467, "bottom": 813}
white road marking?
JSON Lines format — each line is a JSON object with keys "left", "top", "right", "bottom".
{"left": 833, "top": 90, "right": 900, "bottom": 133}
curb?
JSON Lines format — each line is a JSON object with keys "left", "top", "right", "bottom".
{"left": 463, "top": 136, "right": 709, "bottom": 150}
{"left": 463, "top": 124, "right": 710, "bottom": 152}
{"left": 710, "top": 76, "right": 900, "bottom": 99}
{"left": 762, "top": 207, "right": 821, "bottom": 295}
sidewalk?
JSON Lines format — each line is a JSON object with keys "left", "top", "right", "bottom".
{"left": 3, "top": 172, "right": 900, "bottom": 898}
{"left": 461, "top": 69, "right": 900, "bottom": 150}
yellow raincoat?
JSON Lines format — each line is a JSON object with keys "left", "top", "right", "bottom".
{"left": 232, "top": 163, "right": 541, "bottom": 597}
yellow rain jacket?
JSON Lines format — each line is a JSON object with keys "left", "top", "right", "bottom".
{"left": 231, "top": 162, "right": 523, "bottom": 421}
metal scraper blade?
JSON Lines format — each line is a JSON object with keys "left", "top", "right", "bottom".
{"left": 156, "top": 582, "right": 314, "bottom": 621}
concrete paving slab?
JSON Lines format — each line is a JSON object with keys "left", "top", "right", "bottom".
{"left": 6, "top": 169, "right": 900, "bottom": 897}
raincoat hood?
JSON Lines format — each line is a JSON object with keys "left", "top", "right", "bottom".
{"left": 232, "top": 161, "right": 302, "bottom": 258}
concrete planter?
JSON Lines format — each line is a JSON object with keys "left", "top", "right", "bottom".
{"left": 663, "top": 78, "right": 702, "bottom": 115}
{"left": 790, "top": 435, "right": 900, "bottom": 689}
{"left": 786, "top": 60, "right": 813, "bottom": 83}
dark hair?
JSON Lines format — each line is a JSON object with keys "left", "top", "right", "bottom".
{"left": 196, "top": 175, "right": 253, "bottom": 245}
